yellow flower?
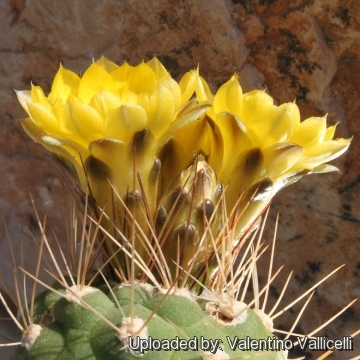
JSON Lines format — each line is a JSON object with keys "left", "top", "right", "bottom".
{"left": 18, "top": 58, "right": 207, "bottom": 212}
{"left": 166, "top": 74, "right": 351, "bottom": 237}
{"left": 17, "top": 57, "right": 210, "bottom": 273}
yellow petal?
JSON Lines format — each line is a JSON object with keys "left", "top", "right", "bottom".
{"left": 161, "top": 115, "right": 214, "bottom": 189}
{"left": 172, "top": 116, "right": 211, "bottom": 167}
{"left": 95, "top": 56, "right": 119, "bottom": 73}
{"left": 127, "top": 128, "right": 156, "bottom": 175}
{"left": 179, "top": 69, "right": 212, "bottom": 106}
{"left": 39, "top": 133, "right": 88, "bottom": 155}
{"left": 233, "top": 178, "right": 274, "bottom": 237}
{"left": 89, "top": 91, "right": 122, "bottom": 119}
{"left": 273, "top": 168, "right": 310, "bottom": 191}
{"left": 158, "top": 138, "right": 185, "bottom": 190}
{"left": 89, "top": 138, "right": 126, "bottom": 168}
{"left": 158, "top": 101, "right": 209, "bottom": 148}
{"left": 262, "top": 143, "right": 304, "bottom": 179}
{"left": 138, "top": 83, "right": 175, "bottom": 138}
{"left": 244, "top": 96, "right": 300, "bottom": 148}
{"left": 210, "top": 112, "right": 251, "bottom": 182}
{"left": 146, "top": 57, "right": 182, "bottom": 109}
{"left": 290, "top": 116, "right": 327, "bottom": 146}
{"left": 16, "top": 90, "right": 31, "bottom": 113}
{"left": 50, "top": 97, "right": 68, "bottom": 123}
{"left": 124, "top": 62, "right": 157, "bottom": 94}
{"left": 179, "top": 69, "right": 198, "bottom": 106}
{"left": 103, "top": 104, "right": 148, "bottom": 142}
{"left": 62, "top": 100, "right": 103, "bottom": 144}
{"left": 26, "top": 102, "right": 59, "bottom": 136}
{"left": 31, "top": 86, "right": 51, "bottom": 109}
{"left": 59, "top": 100, "right": 83, "bottom": 140}
{"left": 110, "top": 62, "right": 134, "bottom": 89}
{"left": 166, "top": 76, "right": 182, "bottom": 109}
{"left": 78, "top": 63, "right": 119, "bottom": 104}
{"left": 49, "top": 64, "right": 80, "bottom": 103}
{"left": 241, "top": 89, "right": 274, "bottom": 124}
{"left": 88, "top": 138, "right": 138, "bottom": 205}
{"left": 324, "top": 124, "right": 337, "bottom": 141}
{"left": 296, "top": 139, "right": 351, "bottom": 167}
{"left": 21, "top": 117, "right": 43, "bottom": 140}
{"left": 146, "top": 57, "right": 168, "bottom": 81}
{"left": 311, "top": 164, "right": 340, "bottom": 173}
{"left": 195, "top": 76, "right": 212, "bottom": 103}
{"left": 213, "top": 75, "right": 243, "bottom": 118}
{"left": 226, "top": 148, "right": 265, "bottom": 206}
{"left": 85, "top": 147, "right": 116, "bottom": 215}
{"left": 37, "top": 135, "right": 88, "bottom": 189}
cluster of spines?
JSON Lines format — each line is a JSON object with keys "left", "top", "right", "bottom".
{"left": 0, "top": 174, "right": 358, "bottom": 359}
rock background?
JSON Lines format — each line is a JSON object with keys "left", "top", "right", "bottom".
{"left": 0, "top": 0, "right": 359, "bottom": 358}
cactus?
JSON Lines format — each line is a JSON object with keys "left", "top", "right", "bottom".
{"left": 1, "top": 57, "right": 354, "bottom": 359}
{"left": 10, "top": 282, "right": 287, "bottom": 360}
{"left": 6, "top": 194, "right": 295, "bottom": 360}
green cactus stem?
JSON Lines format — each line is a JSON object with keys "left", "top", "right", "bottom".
{"left": 11, "top": 282, "right": 287, "bottom": 360}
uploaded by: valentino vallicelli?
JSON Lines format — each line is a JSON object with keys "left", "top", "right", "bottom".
{"left": 128, "top": 335, "right": 354, "bottom": 354}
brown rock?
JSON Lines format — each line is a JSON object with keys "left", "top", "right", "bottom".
{"left": 0, "top": 0, "right": 359, "bottom": 358}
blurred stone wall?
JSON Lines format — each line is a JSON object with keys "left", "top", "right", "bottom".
{"left": 0, "top": 0, "right": 359, "bottom": 358}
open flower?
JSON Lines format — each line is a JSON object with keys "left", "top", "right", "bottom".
{"left": 16, "top": 57, "right": 211, "bottom": 273}
{"left": 17, "top": 57, "right": 206, "bottom": 190}
{"left": 165, "top": 74, "right": 351, "bottom": 237}
{"left": 17, "top": 58, "right": 209, "bottom": 257}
